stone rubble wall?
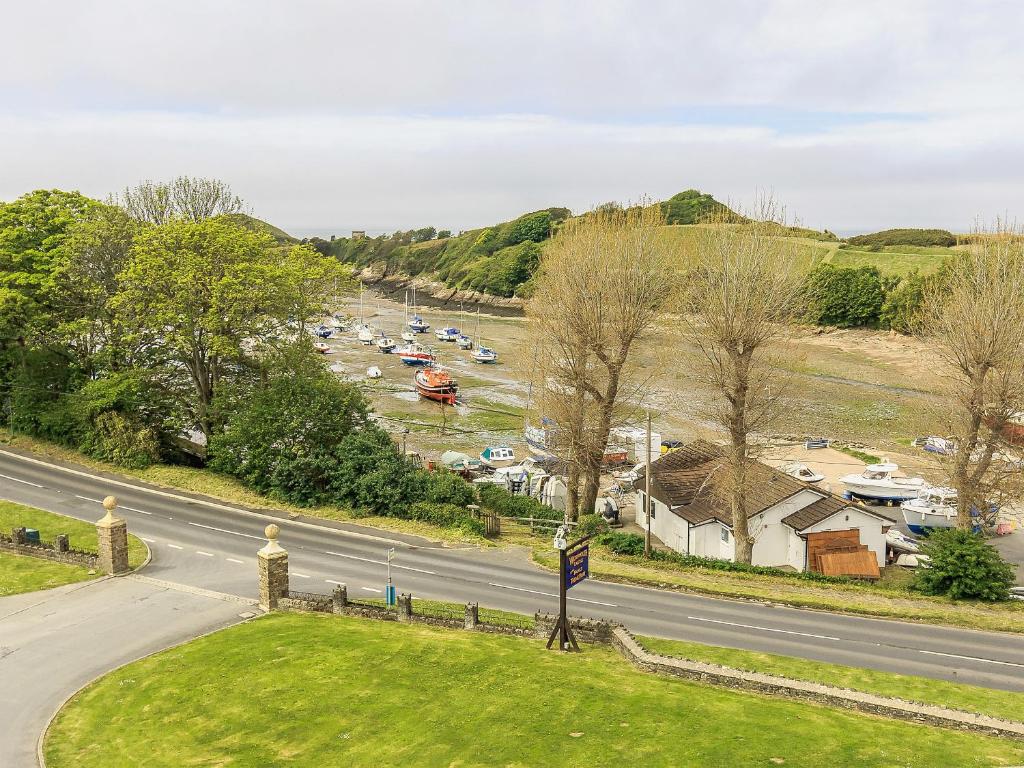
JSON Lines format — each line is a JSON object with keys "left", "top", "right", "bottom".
{"left": 0, "top": 531, "right": 98, "bottom": 570}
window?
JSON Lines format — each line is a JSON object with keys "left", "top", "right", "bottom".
{"left": 721, "top": 527, "right": 730, "bottom": 542}
{"left": 649, "top": 497, "right": 656, "bottom": 519}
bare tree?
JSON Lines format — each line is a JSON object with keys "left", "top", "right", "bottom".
{"left": 917, "top": 222, "right": 1024, "bottom": 529}
{"left": 527, "top": 203, "right": 673, "bottom": 519}
{"left": 676, "top": 201, "right": 807, "bottom": 563}
{"left": 121, "top": 177, "right": 244, "bottom": 225}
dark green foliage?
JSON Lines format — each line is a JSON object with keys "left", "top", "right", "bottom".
{"left": 913, "top": 529, "right": 1014, "bottom": 601}
{"left": 879, "top": 270, "right": 927, "bottom": 333}
{"left": 660, "top": 190, "right": 736, "bottom": 225}
{"left": 400, "top": 502, "right": 484, "bottom": 535}
{"left": 575, "top": 513, "right": 610, "bottom": 537}
{"left": 437, "top": 230, "right": 452, "bottom": 239}
{"left": 803, "top": 264, "right": 895, "bottom": 327}
{"left": 418, "top": 468, "right": 476, "bottom": 507}
{"left": 847, "top": 228, "right": 956, "bottom": 249}
{"left": 594, "top": 532, "right": 851, "bottom": 583}
{"left": 477, "top": 483, "right": 562, "bottom": 521}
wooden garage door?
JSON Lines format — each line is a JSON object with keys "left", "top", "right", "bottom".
{"left": 805, "top": 528, "right": 878, "bottom": 578}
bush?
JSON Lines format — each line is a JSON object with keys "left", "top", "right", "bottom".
{"left": 398, "top": 502, "right": 485, "bottom": 536}
{"left": 803, "top": 264, "right": 892, "bottom": 327}
{"left": 847, "top": 228, "right": 956, "bottom": 249}
{"left": 597, "top": 531, "right": 646, "bottom": 556}
{"left": 419, "top": 469, "right": 475, "bottom": 507}
{"left": 913, "top": 529, "right": 1015, "bottom": 601}
{"left": 575, "top": 513, "right": 609, "bottom": 537}
{"left": 879, "top": 270, "right": 927, "bottom": 332}
{"left": 477, "top": 484, "right": 562, "bottom": 521}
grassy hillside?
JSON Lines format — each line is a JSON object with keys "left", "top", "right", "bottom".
{"left": 224, "top": 213, "right": 298, "bottom": 244}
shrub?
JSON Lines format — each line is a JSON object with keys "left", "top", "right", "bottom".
{"left": 399, "top": 502, "right": 485, "bottom": 536}
{"left": 847, "top": 228, "right": 956, "bottom": 249}
{"left": 575, "top": 513, "right": 610, "bottom": 537}
{"left": 803, "top": 264, "right": 891, "bottom": 327}
{"left": 419, "top": 469, "right": 475, "bottom": 507}
{"left": 597, "top": 531, "right": 646, "bottom": 556}
{"left": 913, "top": 529, "right": 1014, "bottom": 601}
{"left": 879, "top": 270, "right": 927, "bottom": 332}
{"left": 477, "top": 483, "right": 562, "bottom": 521}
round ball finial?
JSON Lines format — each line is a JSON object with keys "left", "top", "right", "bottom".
{"left": 103, "top": 495, "right": 118, "bottom": 511}
{"left": 265, "top": 523, "right": 280, "bottom": 541}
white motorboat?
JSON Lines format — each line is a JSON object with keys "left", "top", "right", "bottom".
{"left": 435, "top": 326, "right": 459, "bottom": 342}
{"left": 780, "top": 462, "right": 825, "bottom": 485}
{"left": 839, "top": 462, "right": 925, "bottom": 502}
{"left": 885, "top": 528, "right": 921, "bottom": 554}
{"left": 480, "top": 445, "right": 516, "bottom": 468}
{"left": 901, "top": 486, "right": 958, "bottom": 535}
{"left": 376, "top": 335, "right": 397, "bottom": 353}
{"left": 473, "top": 464, "right": 529, "bottom": 494}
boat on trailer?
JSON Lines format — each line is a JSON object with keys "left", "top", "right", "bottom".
{"left": 839, "top": 462, "right": 925, "bottom": 502}
{"left": 414, "top": 367, "right": 458, "bottom": 404}
{"left": 900, "top": 486, "right": 958, "bottom": 535}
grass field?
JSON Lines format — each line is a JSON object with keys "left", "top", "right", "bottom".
{"left": 45, "top": 613, "right": 1023, "bottom": 768}
{"left": 637, "top": 635, "right": 1024, "bottom": 723}
{"left": 0, "top": 500, "right": 148, "bottom": 596}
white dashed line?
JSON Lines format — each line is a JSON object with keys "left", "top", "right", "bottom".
{"left": 325, "top": 579, "right": 344, "bottom": 585}
{"left": 75, "top": 495, "right": 102, "bottom": 503}
{"left": 686, "top": 616, "right": 841, "bottom": 642}
{"left": 120, "top": 505, "right": 152, "bottom": 515}
{"left": 167, "top": 544, "right": 183, "bottom": 550}
{"left": 919, "top": 650, "right": 1024, "bottom": 668}
{"left": 292, "top": 573, "right": 310, "bottom": 579}
{"left": 187, "top": 521, "right": 264, "bottom": 540}
{"left": 487, "top": 582, "right": 617, "bottom": 607}
{"left": 226, "top": 558, "right": 245, "bottom": 564}
{"left": 325, "top": 550, "right": 436, "bottom": 575}
{"left": 196, "top": 551, "right": 214, "bottom": 557}
{"left": 0, "top": 473, "right": 43, "bottom": 487}
{"left": 361, "top": 586, "right": 383, "bottom": 593}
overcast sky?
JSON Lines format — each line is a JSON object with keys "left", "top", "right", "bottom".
{"left": 2, "top": 1, "right": 1022, "bottom": 236}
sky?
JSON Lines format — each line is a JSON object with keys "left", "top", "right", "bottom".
{"left": 1, "top": 0, "right": 1022, "bottom": 236}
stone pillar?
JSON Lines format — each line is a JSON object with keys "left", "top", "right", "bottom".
{"left": 12, "top": 527, "right": 27, "bottom": 545}
{"left": 397, "top": 592, "right": 412, "bottom": 622}
{"left": 96, "top": 496, "right": 130, "bottom": 575}
{"left": 54, "top": 534, "right": 70, "bottom": 553}
{"left": 332, "top": 583, "right": 348, "bottom": 613}
{"left": 464, "top": 601, "right": 479, "bottom": 630}
{"left": 258, "top": 524, "right": 289, "bottom": 611}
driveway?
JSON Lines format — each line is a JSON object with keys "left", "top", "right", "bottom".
{"left": 0, "top": 575, "right": 248, "bottom": 767}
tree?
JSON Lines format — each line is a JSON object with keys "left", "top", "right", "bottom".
{"left": 120, "top": 177, "right": 243, "bottom": 225}
{"left": 527, "top": 203, "right": 672, "bottom": 519}
{"left": 677, "top": 202, "right": 808, "bottom": 563}
{"left": 115, "top": 217, "right": 344, "bottom": 440}
{"left": 913, "top": 529, "right": 1014, "bottom": 601}
{"left": 917, "top": 223, "right": 1024, "bottom": 530}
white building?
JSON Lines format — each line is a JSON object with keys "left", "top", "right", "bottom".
{"left": 634, "top": 440, "right": 895, "bottom": 576}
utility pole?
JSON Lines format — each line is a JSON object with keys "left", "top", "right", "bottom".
{"left": 644, "top": 409, "right": 652, "bottom": 558}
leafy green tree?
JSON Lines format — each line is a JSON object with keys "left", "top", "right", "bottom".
{"left": 208, "top": 359, "right": 371, "bottom": 503}
{"left": 115, "top": 217, "right": 343, "bottom": 438}
{"left": 803, "top": 264, "right": 891, "bottom": 327}
{"left": 913, "top": 529, "right": 1014, "bottom": 601}
{"left": 879, "top": 270, "right": 927, "bottom": 333}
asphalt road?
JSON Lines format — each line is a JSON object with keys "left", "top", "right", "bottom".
{"left": 3, "top": 447, "right": 1024, "bottom": 693}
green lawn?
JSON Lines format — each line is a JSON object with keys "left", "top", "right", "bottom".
{"left": 638, "top": 635, "right": 1024, "bottom": 724}
{"left": 0, "top": 500, "right": 147, "bottom": 570}
{"left": 45, "top": 613, "right": 1023, "bottom": 768}
{"left": 0, "top": 550, "right": 94, "bottom": 596}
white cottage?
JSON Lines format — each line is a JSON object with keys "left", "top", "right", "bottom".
{"left": 634, "top": 440, "right": 894, "bottom": 576}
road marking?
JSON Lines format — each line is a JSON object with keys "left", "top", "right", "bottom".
{"left": 292, "top": 572, "right": 310, "bottom": 579}
{"left": 362, "top": 586, "right": 382, "bottom": 593}
{"left": 325, "top": 550, "right": 437, "bottom": 575}
{"left": 0, "top": 472, "right": 43, "bottom": 487}
{"left": 167, "top": 544, "right": 183, "bottom": 550}
{"left": 487, "top": 582, "right": 617, "bottom": 607}
{"left": 325, "top": 579, "right": 344, "bottom": 585}
{"left": 187, "top": 521, "right": 264, "bottom": 540}
{"left": 226, "top": 557, "right": 245, "bottom": 565}
{"left": 196, "top": 551, "right": 214, "bottom": 557}
{"left": 119, "top": 504, "right": 152, "bottom": 515}
{"left": 918, "top": 649, "right": 1024, "bottom": 668}
{"left": 140, "top": 537, "right": 156, "bottom": 543}
{"left": 687, "top": 616, "right": 841, "bottom": 641}
{"left": 75, "top": 495, "right": 102, "bottom": 503}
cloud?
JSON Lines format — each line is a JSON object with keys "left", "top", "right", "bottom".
{"left": 1, "top": 1, "right": 1023, "bottom": 233}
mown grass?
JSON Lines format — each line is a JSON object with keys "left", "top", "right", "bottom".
{"left": 837, "top": 445, "right": 883, "bottom": 464}
{"left": 533, "top": 546, "right": 1024, "bottom": 634}
{"left": 45, "top": 613, "right": 1022, "bottom": 768}
{"left": 0, "top": 500, "right": 146, "bottom": 569}
{"left": 0, "top": 551, "right": 94, "bottom": 596}
{"left": 637, "top": 635, "right": 1024, "bottom": 723}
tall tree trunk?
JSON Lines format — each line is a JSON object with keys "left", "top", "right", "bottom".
{"left": 728, "top": 350, "right": 754, "bottom": 564}
{"left": 566, "top": 461, "right": 581, "bottom": 522}
{"left": 952, "top": 369, "right": 987, "bottom": 529}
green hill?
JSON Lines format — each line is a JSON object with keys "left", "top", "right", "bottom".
{"left": 224, "top": 213, "right": 298, "bottom": 245}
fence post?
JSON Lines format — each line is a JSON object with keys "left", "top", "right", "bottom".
{"left": 54, "top": 534, "right": 69, "bottom": 553}
{"left": 397, "top": 592, "right": 412, "bottom": 621}
{"left": 332, "top": 583, "right": 348, "bottom": 613}
{"left": 464, "top": 601, "right": 479, "bottom": 630}
{"left": 258, "top": 524, "right": 289, "bottom": 611}
{"left": 96, "top": 496, "right": 130, "bottom": 575}
{"left": 484, "top": 511, "right": 500, "bottom": 537}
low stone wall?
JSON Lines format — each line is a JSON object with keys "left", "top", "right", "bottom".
{"left": 0, "top": 529, "right": 98, "bottom": 570}
{"left": 534, "top": 613, "right": 616, "bottom": 644}
{"left": 611, "top": 627, "right": 1024, "bottom": 741}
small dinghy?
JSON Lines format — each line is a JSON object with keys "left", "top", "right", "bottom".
{"left": 366, "top": 366, "right": 383, "bottom": 379}
{"left": 313, "top": 341, "right": 333, "bottom": 354}
{"left": 780, "top": 462, "right": 825, "bottom": 485}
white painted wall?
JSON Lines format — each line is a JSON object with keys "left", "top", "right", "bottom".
{"left": 803, "top": 507, "right": 889, "bottom": 566}
{"left": 690, "top": 522, "right": 734, "bottom": 560}
{"left": 749, "top": 490, "right": 824, "bottom": 570}
{"left": 636, "top": 492, "right": 690, "bottom": 553}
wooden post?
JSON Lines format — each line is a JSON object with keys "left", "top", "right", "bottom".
{"left": 644, "top": 410, "right": 652, "bottom": 558}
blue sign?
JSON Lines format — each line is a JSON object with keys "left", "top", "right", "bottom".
{"left": 385, "top": 583, "right": 397, "bottom": 607}
{"left": 565, "top": 544, "right": 589, "bottom": 590}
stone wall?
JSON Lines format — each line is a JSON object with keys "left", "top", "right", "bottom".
{"left": 0, "top": 529, "right": 98, "bottom": 570}
{"left": 534, "top": 613, "right": 616, "bottom": 644}
{"left": 611, "top": 627, "right": 1024, "bottom": 741}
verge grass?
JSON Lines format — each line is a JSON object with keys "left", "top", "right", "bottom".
{"left": 0, "top": 551, "right": 93, "bottom": 596}
{"left": 45, "top": 612, "right": 1023, "bottom": 768}
{"left": 637, "top": 635, "right": 1024, "bottom": 723}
